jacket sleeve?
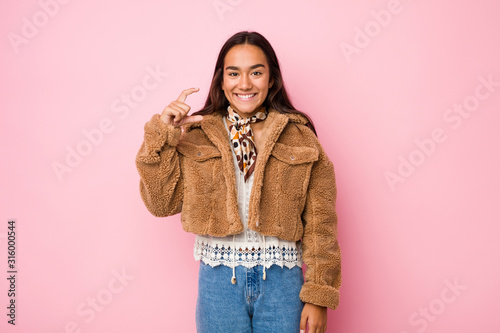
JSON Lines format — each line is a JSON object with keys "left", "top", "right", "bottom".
{"left": 135, "top": 114, "right": 184, "bottom": 217}
{"left": 299, "top": 141, "right": 341, "bottom": 310}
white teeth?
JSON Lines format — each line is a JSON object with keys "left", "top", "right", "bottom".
{"left": 237, "top": 94, "right": 255, "bottom": 99}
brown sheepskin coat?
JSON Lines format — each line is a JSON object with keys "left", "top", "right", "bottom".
{"left": 135, "top": 107, "right": 341, "bottom": 310}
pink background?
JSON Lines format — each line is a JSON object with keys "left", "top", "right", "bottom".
{"left": 1, "top": 0, "right": 499, "bottom": 332}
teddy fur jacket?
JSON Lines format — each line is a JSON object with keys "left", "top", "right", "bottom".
{"left": 135, "top": 107, "right": 341, "bottom": 310}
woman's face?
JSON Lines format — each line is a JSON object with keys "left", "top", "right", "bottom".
{"left": 221, "top": 44, "right": 274, "bottom": 118}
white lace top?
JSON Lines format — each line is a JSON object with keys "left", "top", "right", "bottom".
{"left": 193, "top": 115, "right": 303, "bottom": 271}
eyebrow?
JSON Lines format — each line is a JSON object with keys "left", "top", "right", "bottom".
{"left": 225, "top": 64, "right": 266, "bottom": 71}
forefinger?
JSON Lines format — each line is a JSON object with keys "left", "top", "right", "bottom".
{"left": 176, "top": 87, "right": 200, "bottom": 103}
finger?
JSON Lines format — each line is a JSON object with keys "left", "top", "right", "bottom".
{"left": 160, "top": 111, "right": 176, "bottom": 125}
{"left": 308, "top": 320, "right": 322, "bottom": 333}
{"left": 318, "top": 322, "right": 327, "bottom": 333}
{"left": 162, "top": 104, "right": 182, "bottom": 117}
{"left": 176, "top": 87, "right": 200, "bottom": 103}
{"left": 300, "top": 313, "right": 307, "bottom": 333}
{"left": 167, "top": 105, "right": 187, "bottom": 123}
{"left": 160, "top": 113, "right": 170, "bottom": 125}
{"left": 168, "top": 103, "right": 186, "bottom": 116}
{"left": 170, "top": 100, "right": 191, "bottom": 113}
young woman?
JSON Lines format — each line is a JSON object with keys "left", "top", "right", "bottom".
{"left": 136, "top": 31, "right": 341, "bottom": 333}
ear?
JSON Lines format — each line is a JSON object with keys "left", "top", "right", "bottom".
{"left": 268, "top": 77, "right": 274, "bottom": 89}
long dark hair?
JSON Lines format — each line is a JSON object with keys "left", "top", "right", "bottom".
{"left": 192, "top": 31, "right": 317, "bottom": 136}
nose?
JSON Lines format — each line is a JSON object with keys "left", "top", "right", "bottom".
{"left": 238, "top": 73, "right": 252, "bottom": 90}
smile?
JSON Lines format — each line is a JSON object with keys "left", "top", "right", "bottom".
{"left": 235, "top": 93, "right": 256, "bottom": 101}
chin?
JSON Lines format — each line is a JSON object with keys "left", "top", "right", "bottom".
{"left": 236, "top": 105, "right": 258, "bottom": 113}
{"left": 230, "top": 101, "right": 264, "bottom": 114}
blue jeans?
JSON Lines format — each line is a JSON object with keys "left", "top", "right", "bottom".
{"left": 196, "top": 261, "right": 305, "bottom": 333}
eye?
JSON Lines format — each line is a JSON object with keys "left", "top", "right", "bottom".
{"left": 228, "top": 72, "right": 238, "bottom": 77}
{"left": 252, "top": 71, "right": 262, "bottom": 76}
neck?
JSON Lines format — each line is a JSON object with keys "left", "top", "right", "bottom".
{"left": 228, "top": 105, "right": 266, "bottom": 119}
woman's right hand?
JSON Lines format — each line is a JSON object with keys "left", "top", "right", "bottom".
{"left": 160, "top": 87, "right": 204, "bottom": 126}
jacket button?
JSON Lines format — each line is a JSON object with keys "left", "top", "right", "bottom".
{"left": 197, "top": 152, "right": 202, "bottom": 156}
{"left": 290, "top": 155, "right": 295, "bottom": 160}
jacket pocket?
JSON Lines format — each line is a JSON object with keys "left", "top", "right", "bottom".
{"left": 177, "top": 142, "right": 222, "bottom": 195}
{"left": 269, "top": 142, "right": 319, "bottom": 200}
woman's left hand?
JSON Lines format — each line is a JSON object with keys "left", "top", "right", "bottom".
{"left": 300, "top": 303, "right": 327, "bottom": 333}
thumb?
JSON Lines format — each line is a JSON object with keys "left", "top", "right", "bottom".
{"left": 176, "top": 115, "right": 204, "bottom": 126}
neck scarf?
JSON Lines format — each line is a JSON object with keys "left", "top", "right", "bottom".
{"left": 225, "top": 105, "right": 268, "bottom": 182}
